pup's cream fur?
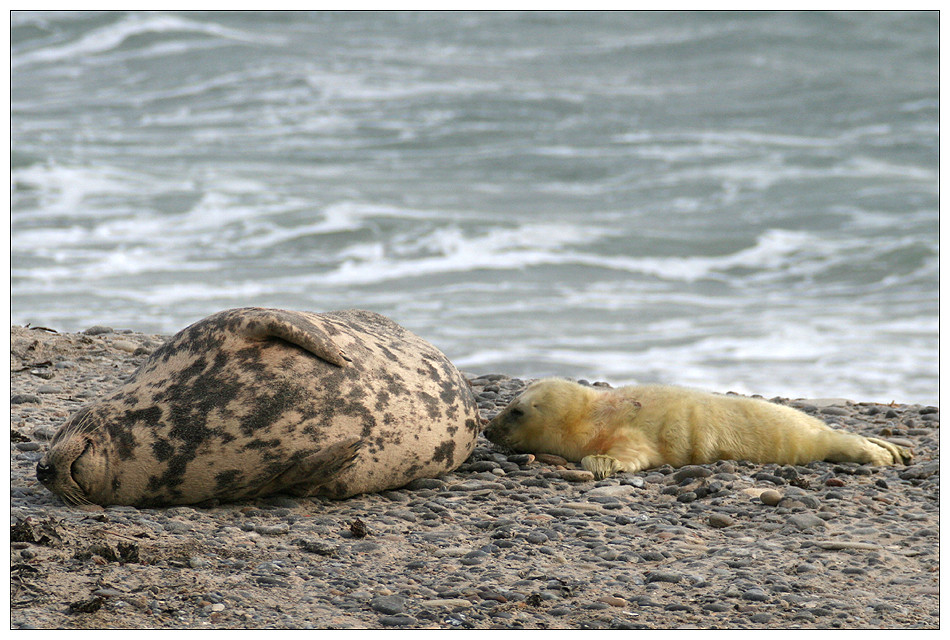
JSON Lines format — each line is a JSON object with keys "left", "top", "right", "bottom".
{"left": 484, "top": 378, "right": 911, "bottom": 479}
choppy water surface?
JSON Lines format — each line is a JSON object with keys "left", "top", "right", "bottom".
{"left": 11, "top": 11, "right": 938, "bottom": 404}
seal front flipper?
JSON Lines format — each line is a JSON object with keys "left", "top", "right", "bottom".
{"left": 239, "top": 307, "right": 352, "bottom": 367}
{"left": 581, "top": 454, "right": 624, "bottom": 480}
{"left": 253, "top": 437, "right": 362, "bottom": 498}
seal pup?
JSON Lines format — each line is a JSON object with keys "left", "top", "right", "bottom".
{"left": 36, "top": 307, "right": 481, "bottom": 507}
{"left": 485, "top": 378, "right": 912, "bottom": 479}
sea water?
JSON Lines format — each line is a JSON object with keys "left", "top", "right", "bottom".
{"left": 10, "top": 11, "right": 938, "bottom": 404}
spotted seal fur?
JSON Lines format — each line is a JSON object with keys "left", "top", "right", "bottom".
{"left": 36, "top": 307, "right": 481, "bottom": 507}
{"left": 485, "top": 378, "right": 912, "bottom": 479}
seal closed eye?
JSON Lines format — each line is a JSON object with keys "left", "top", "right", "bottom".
{"left": 69, "top": 441, "right": 93, "bottom": 493}
{"left": 37, "top": 307, "right": 481, "bottom": 507}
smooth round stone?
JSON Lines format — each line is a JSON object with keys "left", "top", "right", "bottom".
{"left": 83, "top": 325, "right": 113, "bottom": 335}
{"left": 708, "top": 513, "right": 735, "bottom": 529}
{"left": 111, "top": 339, "right": 139, "bottom": 353}
{"left": 760, "top": 490, "right": 783, "bottom": 506}
{"left": 10, "top": 394, "right": 41, "bottom": 404}
{"left": 370, "top": 595, "right": 407, "bottom": 615}
{"left": 379, "top": 614, "right": 417, "bottom": 626}
{"left": 420, "top": 598, "right": 472, "bottom": 609}
{"left": 560, "top": 470, "right": 595, "bottom": 482}
{"left": 587, "top": 484, "right": 636, "bottom": 497}
{"left": 645, "top": 571, "right": 682, "bottom": 584}
{"left": 742, "top": 588, "right": 770, "bottom": 602}
{"left": 788, "top": 513, "right": 827, "bottom": 530}
{"left": 672, "top": 465, "right": 713, "bottom": 482}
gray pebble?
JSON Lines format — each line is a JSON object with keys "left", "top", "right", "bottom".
{"left": 788, "top": 513, "right": 827, "bottom": 530}
{"left": 254, "top": 524, "right": 290, "bottom": 535}
{"left": 587, "top": 484, "right": 636, "bottom": 498}
{"left": 899, "top": 461, "right": 939, "bottom": 480}
{"left": 673, "top": 465, "right": 713, "bottom": 482}
{"left": 620, "top": 476, "right": 645, "bottom": 488}
{"left": 404, "top": 478, "right": 446, "bottom": 490}
{"left": 467, "top": 460, "right": 499, "bottom": 472}
{"left": 708, "top": 513, "right": 735, "bottom": 528}
{"left": 820, "top": 407, "right": 850, "bottom": 416}
{"left": 370, "top": 595, "right": 407, "bottom": 615}
{"left": 83, "top": 325, "right": 114, "bottom": 335}
{"left": 742, "top": 588, "right": 770, "bottom": 602}
{"left": 646, "top": 571, "right": 682, "bottom": 584}
{"left": 255, "top": 576, "right": 291, "bottom": 588}
{"left": 10, "top": 394, "right": 41, "bottom": 404}
{"left": 461, "top": 550, "right": 489, "bottom": 565}
{"left": 163, "top": 520, "right": 193, "bottom": 533}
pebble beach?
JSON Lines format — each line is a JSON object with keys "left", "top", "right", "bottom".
{"left": 9, "top": 324, "right": 940, "bottom": 630}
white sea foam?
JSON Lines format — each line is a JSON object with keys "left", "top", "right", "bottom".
{"left": 315, "top": 225, "right": 830, "bottom": 288}
{"left": 11, "top": 163, "right": 145, "bottom": 217}
{"left": 320, "top": 222, "right": 617, "bottom": 285}
{"left": 12, "top": 13, "right": 281, "bottom": 69}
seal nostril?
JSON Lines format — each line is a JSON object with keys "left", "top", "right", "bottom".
{"left": 36, "top": 461, "right": 55, "bottom": 484}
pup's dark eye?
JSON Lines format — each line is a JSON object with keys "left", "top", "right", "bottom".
{"left": 509, "top": 408, "right": 524, "bottom": 419}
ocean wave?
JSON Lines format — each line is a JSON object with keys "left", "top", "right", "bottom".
{"left": 12, "top": 13, "right": 281, "bottom": 69}
{"left": 301, "top": 222, "right": 823, "bottom": 287}
{"left": 320, "top": 222, "right": 615, "bottom": 285}
{"left": 11, "top": 163, "right": 150, "bottom": 217}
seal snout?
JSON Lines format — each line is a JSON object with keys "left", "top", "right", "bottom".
{"left": 484, "top": 408, "right": 520, "bottom": 449}
{"left": 36, "top": 459, "right": 56, "bottom": 485}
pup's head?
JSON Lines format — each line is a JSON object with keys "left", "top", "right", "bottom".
{"left": 483, "top": 378, "right": 595, "bottom": 458}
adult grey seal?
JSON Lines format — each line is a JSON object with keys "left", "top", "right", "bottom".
{"left": 36, "top": 307, "right": 481, "bottom": 507}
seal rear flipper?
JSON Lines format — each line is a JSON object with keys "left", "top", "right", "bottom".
{"left": 240, "top": 308, "right": 352, "bottom": 367}
{"left": 252, "top": 437, "right": 362, "bottom": 498}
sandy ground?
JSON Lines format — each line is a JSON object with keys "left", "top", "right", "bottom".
{"left": 9, "top": 324, "right": 940, "bottom": 629}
